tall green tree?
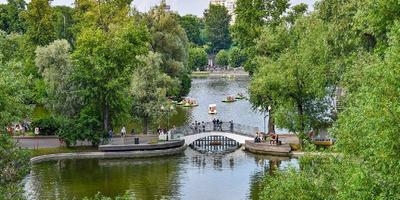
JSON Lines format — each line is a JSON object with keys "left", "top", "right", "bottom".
{"left": 71, "top": 22, "right": 149, "bottom": 140}
{"left": 130, "top": 52, "right": 172, "bottom": 134}
{"left": 145, "top": 2, "right": 190, "bottom": 97}
{"left": 35, "top": 39, "right": 78, "bottom": 115}
{"left": 0, "top": 0, "right": 26, "bottom": 34}
{"left": 23, "top": 0, "right": 55, "bottom": 46}
{"left": 228, "top": 47, "right": 246, "bottom": 68}
{"left": 179, "top": 14, "right": 204, "bottom": 45}
{"left": 215, "top": 49, "right": 229, "bottom": 67}
{"left": 53, "top": 6, "right": 75, "bottom": 45}
{"left": 250, "top": 16, "right": 333, "bottom": 139}
{"left": 204, "top": 4, "right": 231, "bottom": 54}
{"left": 188, "top": 46, "right": 207, "bottom": 71}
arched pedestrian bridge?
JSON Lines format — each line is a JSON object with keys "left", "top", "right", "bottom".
{"left": 171, "top": 122, "right": 259, "bottom": 145}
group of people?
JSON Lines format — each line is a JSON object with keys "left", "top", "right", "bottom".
{"left": 191, "top": 121, "right": 206, "bottom": 132}
{"left": 7, "top": 122, "right": 30, "bottom": 135}
{"left": 158, "top": 125, "right": 176, "bottom": 141}
{"left": 107, "top": 126, "right": 135, "bottom": 139}
{"left": 254, "top": 132, "right": 280, "bottom": 145}
{"left": 212, "top": 118, "right": 223, "bottom": 131}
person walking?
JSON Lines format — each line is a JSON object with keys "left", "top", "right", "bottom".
{"left": 121, "top": 126, "right": 126, "bottom": 137}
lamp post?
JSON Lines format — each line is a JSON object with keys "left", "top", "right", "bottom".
{"left": 161, "top": 105, "right": 174, "bottom": 130}
{"left": 259, "top": 106, "right": 271, "bottom": 134}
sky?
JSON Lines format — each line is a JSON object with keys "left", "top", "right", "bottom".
{"left": 0, "top": 0, "right": 316, "bottom": 16}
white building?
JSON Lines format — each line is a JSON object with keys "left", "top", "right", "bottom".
{"left": 210, "top": 0, "right": 237, "bottom": 24}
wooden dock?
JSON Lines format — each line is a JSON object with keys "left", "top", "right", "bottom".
{"left": 244, "top": 140, "right": 292, "bottom": 156}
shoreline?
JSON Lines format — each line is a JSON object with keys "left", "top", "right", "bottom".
{"left": 30, "top": 145, "right": 187, "bottom": 164}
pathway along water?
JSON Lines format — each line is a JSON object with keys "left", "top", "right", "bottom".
{"left": 24, "top": 78, "right": 294, "bottom": 200}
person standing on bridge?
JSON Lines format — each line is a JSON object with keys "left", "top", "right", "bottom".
{"left": 229, "top": 120, "right": 234, "bottom": 132}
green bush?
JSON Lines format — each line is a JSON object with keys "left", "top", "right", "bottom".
{"left": 31, "top": 116, "right": 60, "bottom": 136}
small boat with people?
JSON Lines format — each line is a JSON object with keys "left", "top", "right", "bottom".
{"left": 180, "top": 97, "right": 199, "bottom": 107}
{"left": 208, "top": 104, "right": 217, "bottom": 114}
{"left": 235, "top": 93, "right": 246, "bottom": 100}
{"left": 222, "top": 96, "right": 236, "bottom": 103}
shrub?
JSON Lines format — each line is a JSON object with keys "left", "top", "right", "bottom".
{"left": 31, "top": 116, "right": 60, "bottom": 136}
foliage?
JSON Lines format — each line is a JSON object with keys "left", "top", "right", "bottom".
{"left": 188, "top": 46, "right": 207, "bottom": 71}
{"left": 215, "top": 49, "right": 229, "bottom": 67}
{"left": 179, "top": 14, "right": 204, "bottom": 45}
{"left": 31, "top": 115, "right": 60, "bottom": 135}
{"left": 23, "top": 0, "right": 55, "bottom": 46}
{"left": 35, "top": 39, "right": 78, "bottom": 115}
{"left": 251, "top": 16, "right": 334, "bottom": 138}
{"left": 83, "top": 191, "right": 135, "bottom": 200}
{"left": 204, "top": 4, "right": 231, "bottom": 54}
{"left": 0, "top": 134, "right": 31, "bottom": 200}
{"left": 231, "top": 0, "right": 290, "bottom": 74}
{"left": 231, "top": 0, "right": 266, "bottom": 49}
{"left": 145, "top": 2, "right": 190, "bottom": 97}
{"left": 0, "top": 59, "right": 30, "bottom": 129}
{"left": 130, "top": 52, "right": 171, "bottom": 134}
{"left": 258, "top": 1, "right": 400, "bottom": 199}
{"left": 71, "top": 19, "right": 150, "bottom": 133}
{"left": 0, "top": 0, "right": 26, "bottom": 34}
{"left": 53, "top": 6, "right": 75, "bottom": 45}
{"left": 228, "top": 47, "right": 246, "bottom": 68}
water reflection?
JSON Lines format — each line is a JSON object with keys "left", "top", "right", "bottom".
{"left": 25, "top": 149, "right": 299, "bottom": 200}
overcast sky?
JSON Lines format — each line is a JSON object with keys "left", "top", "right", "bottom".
{"left": 0, "top": 0, "right": 317, "bottom": 16}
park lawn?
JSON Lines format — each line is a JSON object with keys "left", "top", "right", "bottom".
{"left": 30, "top": 146, "right": 99, "bottom": 157}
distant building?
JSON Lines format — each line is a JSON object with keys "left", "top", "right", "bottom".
{"left": 210, "top": 0, "right": 237, "bottom": 24}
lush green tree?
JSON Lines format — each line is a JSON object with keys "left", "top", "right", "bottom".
{"left": 0, "top": 0, "right": 26, "bottom": 34}
{"left": 250, "top": 16, "right": 333, "bottom": 139}
{"left": 23, "top": 0, "right": 55, "bottom": 46}
{"left": 145, "top": 2, "right": 190, "bottom": 97}
{"left": 228, "top": 47, "right": 246, "bottom": 68}
{"left": 0, "top": 135, "right": 31, "bottom": 200}
{"left": 231, "top": 0, "right": 265, "bottom": 49}
{"left": 215, "top": 49, "right": 229, "bottom": 67}
{"left": 204, "top": 4, "right": 231, "bottom": 54}
{"left": 53, "top": 6, "right": 75, "bottom": 45}
{"left": 130, "top": 52, "right": 172, "bottom": 134}
{"left": 188, "top": 46, "right": 207, "bottom": 71}
{"left": 71, "top": 21, "right": 149, "bottom": 141}
{"left": 260, "top": 20, "right": 400, "bottom": 200}
{"left": 285, "top": 3, "right": 308, "bottom": 25}
{"left": 35, "top": 39, "right": 79, "bottom": 116}
{"left": 179, "top": 14, "right": 204, "bottom": 45}
{"left": 0, "top": 60, "right": 30, "bottom": 129}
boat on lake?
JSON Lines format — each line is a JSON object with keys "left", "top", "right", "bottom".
{"left": 235, "top": 93, "right": 246, "bottom": 100}
{"left": 222, "top": 96, "right": 236, "bottom": 103}
{"left": 208, "top": 104, "right": 217, "bottom": 114}
{"left": 178, "top": 97, "right": 199, "bottom": 107}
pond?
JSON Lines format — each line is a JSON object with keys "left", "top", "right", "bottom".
{"left": 129, "top": 77, "right": 286, "bottom": 133}
{"left": 25, "top": 149, "right": 298, "bottom": 200}
{"left": 25, "top": 77, "right": 294, "bottom": 200}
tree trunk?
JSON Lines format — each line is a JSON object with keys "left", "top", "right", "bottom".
{"left": 143, "top": 116, "right": 149, "bottom": 134}
{"left": 268, "top": 107, "right": 275, "bottom": 134}
{"left": 103, "top": 103, "right": 110, "bottom": 131}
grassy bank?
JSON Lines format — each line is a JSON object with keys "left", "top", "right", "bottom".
{"left": 29, "top": 146, "right": 98, "bottom": 157}
{"left": 191, "top": 71, "right": 210, "bottom": 77}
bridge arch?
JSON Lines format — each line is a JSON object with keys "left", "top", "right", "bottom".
{"left": 183, "top": 132, "right": 253, "bottom": 145}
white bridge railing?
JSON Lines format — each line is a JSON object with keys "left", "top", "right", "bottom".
{"left": 171, "top": 122, "right": 259, "bottom": 140}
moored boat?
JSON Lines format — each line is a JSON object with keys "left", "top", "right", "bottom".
{"left": 312, "top": 138, "right": 336, "bottom": 146}
{"left": 222, "top": 96, "right": 236, "bottom": 103}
